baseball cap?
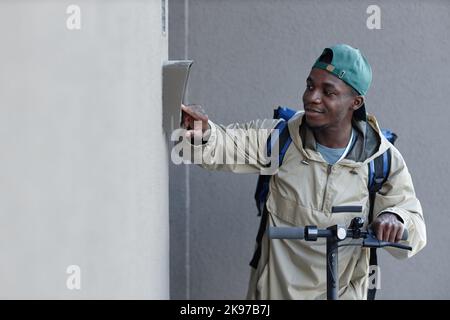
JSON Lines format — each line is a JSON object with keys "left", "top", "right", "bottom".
{"left": 312, "top": 44, "right": 372, "bottom": 121}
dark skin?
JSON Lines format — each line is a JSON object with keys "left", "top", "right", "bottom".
{"left": 181, "top": 104, "right": 209, "bottom": 139}
{"left": 302, "top": 68, "right": 405, "bottom": 243}
{"left": 303, "top": 68, "right": 363, "bottom": 147}
{"left": 181, "top": 67, "right": 405, "bottom": 243}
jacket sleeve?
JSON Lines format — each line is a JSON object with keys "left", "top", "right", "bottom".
{"left": 180, "top": 118, "right": 281, "bottom": 174}
{"left": 374, "top": 145, "right": 427, "bottom": 259}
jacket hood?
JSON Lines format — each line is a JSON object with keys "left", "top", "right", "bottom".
{"left": 287, "top": 111, "right": 391, "bottom": 167}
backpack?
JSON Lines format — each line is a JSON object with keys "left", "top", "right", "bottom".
{"left": 249, "top": 106, "right": 398, "bottom": 300}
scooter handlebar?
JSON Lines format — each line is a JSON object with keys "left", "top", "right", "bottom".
{"left": 268, "top": 227, "right": 304, "bottom": 239}
{"left": 268, "top": 226, "right": 409, "bottom": 242}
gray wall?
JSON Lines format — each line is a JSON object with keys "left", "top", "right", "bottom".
{"left": 0, "top": 0, "right": 169, "bottom": 298}
{"left": 169, "top": 0, "right": 450, "bottom": 299}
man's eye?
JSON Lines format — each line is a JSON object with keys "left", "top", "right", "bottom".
{"left": 306, "top": 85, "right": 313, "bottom": 90}
{"left": 324, "top": 90, "right": 336, "bottom": 96}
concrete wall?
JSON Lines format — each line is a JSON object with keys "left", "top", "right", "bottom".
{"left": 169, "top": 0, "right": 450, "bottom": 299}
{"left": 0, "top": 0, "right": 169, "bottom": 299}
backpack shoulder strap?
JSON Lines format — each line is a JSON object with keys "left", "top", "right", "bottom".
{"left": 367, "top": 147, "right": 392, "bottom": 300}
{"left": 368, "top": 148, "right": 392, "bottom": 223}
{"left": 267, "top": 119, "right": 292, "bottom": 166}
{"left": 250, "top": 116, "right": 293, "bottom": 269}
{"left": 254, "top": 110, "right": 295, "bottom": 217}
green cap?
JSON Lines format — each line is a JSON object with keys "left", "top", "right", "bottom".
{"left": 312, "top": 44, "right": 372, "bottom": 120}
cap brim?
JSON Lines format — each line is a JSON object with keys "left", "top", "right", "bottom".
{"left": 354, "top": 103, "right": 367, "bottom": 121}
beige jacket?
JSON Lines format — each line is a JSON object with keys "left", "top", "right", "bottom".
{"left": 182, "top": 111, "right": 426, "bottom": 300}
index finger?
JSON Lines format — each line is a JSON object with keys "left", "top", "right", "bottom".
{"left": 181, "top": 104, "right": 208, "bottom": 121}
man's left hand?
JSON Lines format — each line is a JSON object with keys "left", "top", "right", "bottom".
{"left": 371, "top": 213, "right": 404, "bottom": 243}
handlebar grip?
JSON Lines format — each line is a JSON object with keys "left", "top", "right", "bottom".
{"left": 268, "top": 227, "right": 305, "bottom": 239}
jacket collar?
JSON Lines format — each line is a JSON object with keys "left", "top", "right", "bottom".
{"left": 287, "top": 111, "right": 390, "bottom": 166}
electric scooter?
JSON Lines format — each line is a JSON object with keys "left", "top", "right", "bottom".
{"left": 268, "top": 217, "right": 411, "bottom": 300}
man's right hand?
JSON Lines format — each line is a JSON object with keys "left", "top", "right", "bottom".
{"left": 181, "top": 104, "right": 210, "bottom": 140}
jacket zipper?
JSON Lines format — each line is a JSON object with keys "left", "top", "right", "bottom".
{"left": 321, "top": 164, "right": 332, "bottom": 211}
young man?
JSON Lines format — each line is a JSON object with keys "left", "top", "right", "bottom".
{"left": 180, "top": 44, "right": 426, "bottom": 299}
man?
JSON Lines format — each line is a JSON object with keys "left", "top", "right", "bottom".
{"left": 180, "top": 44, "right": 426, "bottom": 299}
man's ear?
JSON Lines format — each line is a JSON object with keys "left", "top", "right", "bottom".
{"left": 352, "top": 96, "right": 365, "bottom": 111}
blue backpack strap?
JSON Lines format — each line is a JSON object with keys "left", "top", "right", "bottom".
{"left": 254, "top": 115, "right": 293, "bottom": 217}
{"left": 254, "top": 120, "right": 285, "bottom": 216}
{"left": 367, "top": 146, "right": 392, "bottom": 300}
{"left": 368, "top": 129, "right": 395, "bottom": 221}
{"left": 250, "top": 111, "right": 294, "bottom": 269}
{"left": 368, "top": 149, "right": 391, "bottom": 197}
{"left": 267, "top": 120, "right": 292, "bottom": 168}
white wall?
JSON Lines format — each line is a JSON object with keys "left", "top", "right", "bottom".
{"left": 0, "top": 0, "right": 169, "bottom": 299}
